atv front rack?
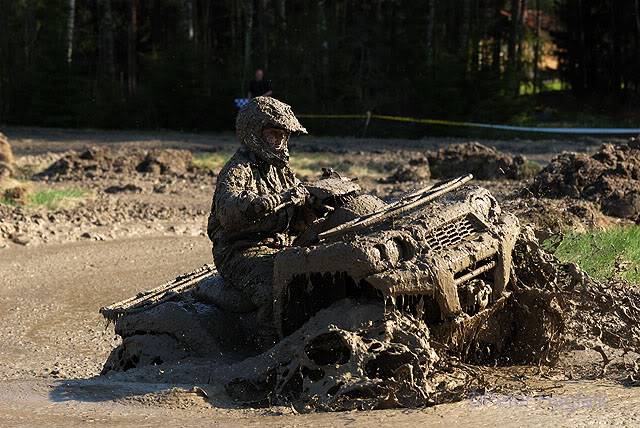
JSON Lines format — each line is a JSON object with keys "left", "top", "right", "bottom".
{"left": 100, "top": 264, "right": 216, "bottom": 322}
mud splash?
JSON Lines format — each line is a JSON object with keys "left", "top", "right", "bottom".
{"left": 100, "top": 229, "right": 640, "bottom": 412}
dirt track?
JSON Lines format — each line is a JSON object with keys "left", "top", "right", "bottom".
{"left": 2, "top": 237, "right": 640, "bottom": 427}
{"left": 1, "top": 128, "right": 639, "bottom": 426}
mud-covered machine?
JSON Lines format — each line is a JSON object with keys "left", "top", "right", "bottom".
{"left": 101, "top": 174, "right": 519, "bottom": 357}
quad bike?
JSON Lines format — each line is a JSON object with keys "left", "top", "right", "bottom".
{"left": 101, "top": 173, "right": 519, "bottom": 371}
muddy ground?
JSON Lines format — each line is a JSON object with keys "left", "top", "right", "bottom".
{"left": 1, "top": 127, "right": 639, "bottom": 426}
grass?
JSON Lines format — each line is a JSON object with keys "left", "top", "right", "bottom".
{"left": 548, "top": 226, "right": 640, "bottom": 284}
{"left": 192, "top": 152, "right": 232, "bottom": 173}
{"left": 0, "top": 187, "right": 89, "bottom": 210}
{"left": 194, "top": 151, "right": 384, "bottom": 180}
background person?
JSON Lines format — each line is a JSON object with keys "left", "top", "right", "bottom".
{"left": 248, "top": 68, "right": 273, "bottom": 98}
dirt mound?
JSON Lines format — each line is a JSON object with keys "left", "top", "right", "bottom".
{"left": 136, "top": 149, "right": 194, "bottom": 175}
{"left": 529, "top": 140, "right": 640, "bottom": 220}
{"left": 505, "top": 197, "right": 625, "bottom": 241}
{"left": 383, "top": 157, "right": 431, "bottom": 183}
{"left": 37, "top": 147, "right": 196, "bottom": 180}
{"left": 428, "top": 142, "right": 538, "bottom": 180}
{"left": 0, "top": 132, "right": 14, "bottom": 182}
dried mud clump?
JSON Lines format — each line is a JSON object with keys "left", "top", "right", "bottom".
{"left": 383, "top": 157, "right": 431, "bottom": 183}
{"left": 428, "top": 142, "right": 538, "bottom": 180}
{"left": 136, "top": 149, "right": 194, "bottom": 175}
{"left": 37, "top": 146, "right": 197, "bottom": 181}
{"left": 0, "top": 132, "right": 15, "bottom": 182}
{"left": 505, "top": 197, "right": 619, "bottom": 241}
{"left": 529, "top": 140, "right": 640, "bottom": 220}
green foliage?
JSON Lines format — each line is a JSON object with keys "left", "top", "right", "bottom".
{"left": 0, "top": 1, "right": 580, "bottom": 134}
{"left": 550, "top": 227, "right": 640, "bottom": 284}
{"left": 0, "top": 188, "right": 89, "bottom": 210}
{"left": 192, "top": 152, "right": 232, "bottom": 174}
{"left": 554, "top": 0, "right": 640, "bottom": 97}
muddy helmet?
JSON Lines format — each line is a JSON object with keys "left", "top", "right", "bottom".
{"left": 236, "top": 96, "right": 307, "bottom": 167}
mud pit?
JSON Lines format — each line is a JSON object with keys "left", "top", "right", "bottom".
{"left": 3, "top": 128, "right": 640, "bottom": 424}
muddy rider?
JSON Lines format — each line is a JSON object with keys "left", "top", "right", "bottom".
{"left": 207, "top": 96, "right": 310, "bottom": 349}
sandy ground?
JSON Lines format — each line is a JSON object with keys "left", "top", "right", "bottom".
{"left": 1, "top": 128, "right": 639, "bottom": 426}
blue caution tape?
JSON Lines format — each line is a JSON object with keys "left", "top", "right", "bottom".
{"left": 297, "top": 113, "right": 640, "bottom": 136}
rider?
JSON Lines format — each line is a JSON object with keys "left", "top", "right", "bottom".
{"left": 207, "top": 96, "right": 310, "bottom": 349}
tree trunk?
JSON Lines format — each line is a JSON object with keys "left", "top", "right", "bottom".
{"left": 460, "top": 0, "right": 471, "bottom": 72}
{"left": 426, "top": 0, "right": 435, "bottom": 68}
{"left": 128, "top": 0, "right": 139, "bottom": 96}
{"left": 66, "top": 0, "right": 76, "bottom": 64}
{"left": 278, "top": 0, "right": 287, "bottom": 30}
{"left": 507, "top": 0, "right": 522, "bottom": 93}
{"left": 98, "top": 0, "right": 115, "bottom": 81}
{"left": 533, "top": 0, "right": 541, "bottom": 92}
{"left": 242, "top": 0, "right": 254, "bottom": 95}
{"left": 492, "top": 0, "right": 502, "bottom": 76}
{"left": 507, "top": 0, "right": 519, "bottom": 73}
{"left": 635, "top": 0, "right": 640, "bottom": 36}
{"left": 186, "top": 0, "right": 194, "bottom": 40}
{"left": 258, "top": 0, "right": 269, "bottom": 69}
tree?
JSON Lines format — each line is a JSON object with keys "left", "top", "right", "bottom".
{"left": 66, "top": 0, "right": 76, "bottom": 64}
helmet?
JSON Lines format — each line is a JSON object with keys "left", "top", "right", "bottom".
{"left": 236, "top": 97, "right": 307, "bottom": 167}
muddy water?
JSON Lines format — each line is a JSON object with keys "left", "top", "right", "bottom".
{"left": 1, "top": 237, "right": 639, "bottom": 426}
{"left": 0, "top": 378, "right": 638, "bottom": 426}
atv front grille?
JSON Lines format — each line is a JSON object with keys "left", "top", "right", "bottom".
{"left": 424, "top": 215, "right": 483, "bottom": 252}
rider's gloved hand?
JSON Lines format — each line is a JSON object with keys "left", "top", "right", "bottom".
{"left": 288, "top": 184, "right": 310, "bottom": 207}
{"left": 253, "top": 194, "right": 281, "bottom": 217}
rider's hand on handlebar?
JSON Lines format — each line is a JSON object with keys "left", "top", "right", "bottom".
{"left": 254, "top": 194, "right": 281, "bottom": 217}
{"left": 288, "top": 184, "right": 310, "bottom": 207}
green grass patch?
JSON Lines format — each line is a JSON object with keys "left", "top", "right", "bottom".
{"left": 549, "top": 226, "right": 640, "bottom": 283}
{"left": 194, "top": 151, "right": 384, "bottom": 180}
{"left": 0, "top": 188, "right": 89, "bottom": 210}
{"left": 193, "top": 152, "right": 232, "bottom": 173}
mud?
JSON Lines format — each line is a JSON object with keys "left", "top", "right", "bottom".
{"left": 136, "top": 149, "right": 195, "bottom": 175}
{"left": 94, "top": 227, "right": 640, "bottom": 413}
{"left": 383, "top": 157, "right": 431, "bottom": 183}
{"left": 530, "top": 139, "right": 640, "bottom": 220}
{"left": 223, "top": 301, "right": 470, "bottom": 411}
{"left": 4, "top": 128, "right": 640, "bottom": 423}
{"left": 505, "top": 197, "right": 627, "bottom": 241}
{"left": 427, "top": 142, "right": 539, "bottom": 180}
{"left": 37, "top": 146, "right": 199, "bottom": 181}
